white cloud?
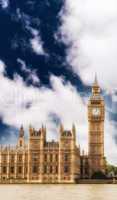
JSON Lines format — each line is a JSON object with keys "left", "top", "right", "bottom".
{"left": 17, "top": 58, "right": 40, "bottom": 84}
{"left": 60, "top": 0, "right": 117, "bottom": 90}
{"left": 0, "top": 60, "right": 86, "bottom": 144}
{"left": 26, "top": 26, "right": 46, "bottom": 55}
{"left": 17, "top": 58, "right": 30, "bottom": 73}
{"left": 29, "top": 73, "right": 40, "bottom": 84}
{"left": 0, "top": 0, "right": 9, "bottom": 9}
{"left": 30, "top": 35, "right": 45, "bottom": 55}
{"left": 0, "top": 60, "right": 6, "bottom": 74}
{"left": 29, "top": 28, "right": 45, "bottom": 56}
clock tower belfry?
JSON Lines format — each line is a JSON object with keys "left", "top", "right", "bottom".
{"left": 88, "top": 75, "right": 105, "bottom": 177}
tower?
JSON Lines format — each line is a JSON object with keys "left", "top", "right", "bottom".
{"left": 88, "top": 75, "right": 105, "bottom": 177}
{"left": 28, "top": 125, "right": 46, "bottom": 182}
{"left": 59, "top": 124, "right": 80, "bottom": 183}
{"left": 17, "top": 126, "right": 25, "bottom": 147}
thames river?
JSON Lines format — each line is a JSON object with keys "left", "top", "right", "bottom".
{"left": 0, "top": 184, "right": 117, "bottom": 200}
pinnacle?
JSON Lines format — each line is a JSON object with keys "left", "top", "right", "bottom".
{"left": 94, "top": 73, "right": 98, "bottom": 86}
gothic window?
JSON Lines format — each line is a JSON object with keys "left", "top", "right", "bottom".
{"left": 2, "top": 166, "right": 7, "bottom": 174}
{"left": 50, "top": 154, "right": 53, "bottom": 162}
{"left": 44, "top": 165, "right": 47, "bottom": 174}
{"left": 64, "top": 166, "right": 69, "bottom": 173}
{"left": 44, "top": 154, "right": 47, "bottom": 162}
{"left": 50, "top": 166, "right": 53, "bottom": 173}
{"left": 18, "top": 166, "right": 22, "bottom": 174}
{"left": 2, "top": 155, "right": 7, "bottom": 162}
{"left": 10, "top": 167, "right": 14, "bottom": 174}
{"left": 32, "top": 166, "right": 38, "bottom": 174}
{"left": 64, "top": 154, "right": 68, "bottom": 162}
{"left": 32, "top": 153, "right": 38, "bottom": 162}
{"left": 18, "top": 155, "right": 22, "bottom": 162}
{"left": 11, "top": 155, "right": 15, "bottom": 162}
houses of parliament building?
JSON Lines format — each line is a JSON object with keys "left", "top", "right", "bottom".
{"left": 0, "top": 77, "right": 106, "bottom": 183}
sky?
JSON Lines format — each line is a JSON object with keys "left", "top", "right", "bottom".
{"left": 0, "top": 0, "right": 116, "bottom": 165}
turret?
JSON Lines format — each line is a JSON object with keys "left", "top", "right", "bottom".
{"left": 29, "top": 125, "right": 34, "bottom": 137}
{"left": 72, "top": 124, "right": 76, "bottom": 139}
{"left": 17, "top": 125, "right": 25, "bottom": 147}
{"left": 59, "top": 123, "right": 64, "bottom": 138}
{"left": 41, "top": 124, "right": 46, "bottom": 141}
{"left": 59, "top": 124, "right": 80, "bottom": 182}
{"left": 28, "top": 124, "right": 46, "bottom": 151}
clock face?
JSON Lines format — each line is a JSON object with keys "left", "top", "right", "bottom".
{"left": 92, "top": 107, "right": 100, "bottom": 117}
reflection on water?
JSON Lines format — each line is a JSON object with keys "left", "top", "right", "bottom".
{"left": 0, "top": 184, "right": 117, "bottom": 200}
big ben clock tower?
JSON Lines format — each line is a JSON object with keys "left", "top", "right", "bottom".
{"left": 88, "top": 75, "right": 105, "bottom": 177}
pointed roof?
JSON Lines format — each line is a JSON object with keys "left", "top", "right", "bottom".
{"left": 60, "top": 123, "right": 64, "bottom": 133}
{"left": 93, "top": 73, "right": 98, "bottom": 86}
{"left": 19, "top": 125, "right": 24, "bottom": 137}
{"left": 92, "top": 73, "right": 101, "bottom": 95}
{"left": 72, "top": 123, "right": 76, "bottom": 132}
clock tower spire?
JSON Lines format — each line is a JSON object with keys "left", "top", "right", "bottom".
{"left": 92, "top": 73, "right": 100, "bottom": 95}
{"left": 88, "top": 75, "right": 105, "bottom": 177}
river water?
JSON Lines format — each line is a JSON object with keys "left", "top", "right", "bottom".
{"left": 0, "top": 184, "right": 117, "bottom": 200}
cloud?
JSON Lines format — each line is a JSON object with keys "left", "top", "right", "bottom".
{"left": 59, "top": 0, "right": 117, "bottom": 90}
{"left": 10, "top": 9, "right": 46, "bottom": 57}
{"left": 22, "top": 23, "right": 46, "bottom": 56}
{"left": 30, "top": 35, "right": 46, "bottom": 56}
{"left": 26, "top": 24, "right": 46, "bottom": 55}
{"left": 0, "top": 60, "right": 86, "bottom": 144}
{"left": 28, "top": 27, "right": 47, "bottom": 56}
{"left": 0, "top": 0, "right": 9, "bottom": 9}
{"left": 17, "top": 58, "right": 40, "bottom": 84}
{"left": 0, "top": 60, "right": 6, "bottom": 74}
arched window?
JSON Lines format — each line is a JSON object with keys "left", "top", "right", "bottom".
{"left": 44, "top": 154, "right": 47, "bottom": 162}
{"left": 44, "top": 165, "right": 47, "bottom": 174}
{"left": 64, "top": 166, "right": 69, "bottom": 173}
{"left": 3, "top": 166, "right": 7, "bottom": 174}
{"left": 32, "top": 166, "right": 38, "bottom": 174}
{"left": 19, "top": 155, "right": 22, "bottom": 162}
{"left": 50, "top": 166, "right": 53, "bottom": 173}
{"left": 64, "top": 154, "right": 68, "bottom": 162}
{"left": 10, "top": 167, "right": 14, "bottom": 174}
{"left": 18, "top": 166, "right": 22, "bottom": 174}
{"left": 50, "top": 154, "right": 53, "bottom": 162}
{"left": 11, "top": 155, "right": 15, "bottom": 162}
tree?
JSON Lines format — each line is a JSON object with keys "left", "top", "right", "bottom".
{"left": 92, "top": 171, "right": 107, "bottom": 179}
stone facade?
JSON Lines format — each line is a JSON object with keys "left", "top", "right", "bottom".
{"left": 0, "top": 125, "right": 80, "bottom": 183}
{"left": 0, "top": 77, "right": 106, "bottom": 183}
